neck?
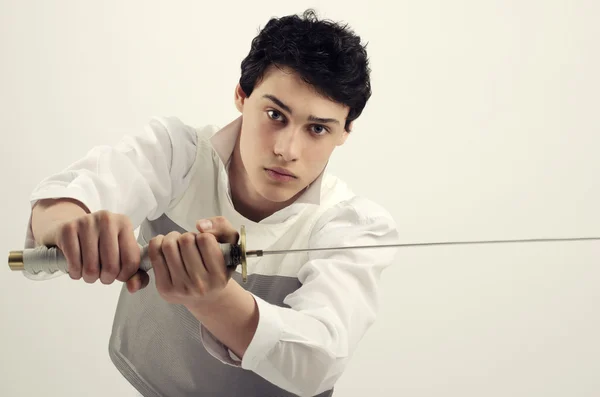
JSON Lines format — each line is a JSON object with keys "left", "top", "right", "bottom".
{"left": 228, "top": 141, "right": 300, "bottom": 223}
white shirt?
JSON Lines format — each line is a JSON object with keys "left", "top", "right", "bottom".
{"left": 24, "top": 116, "right": 400, "bottom": 396}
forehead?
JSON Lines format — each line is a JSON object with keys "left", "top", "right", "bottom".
{"left": 252, "top": 65, "right": 348, "bottom": 117}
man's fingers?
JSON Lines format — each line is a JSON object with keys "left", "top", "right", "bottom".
{"left": 162, "top": 232, "right": 188, "bottom": 288}
{"left": 58, "top": 222, "right": 82, "bottom": 280}
{"left": 79, "top": 218, "right": 100, "bottom": 283}
{"left": 180, "top": 232, "right": 207, "bottom": 280}
{"left": 116, "top": 231, "right": 141, "bottom": 282}
{"left": 99, "top": 220, "right": 120, "bottom": 284}
{"left": 196, "top": 216, "right": 239, "bottom": 244}
{"left": 196, "top": 232, "right": 226, "bottom": 276}
{"left": 126, "top": 269, "right": 150, "bottom": 293}
{"left": 149, "top": 235, "right": 172, "bottom": 295}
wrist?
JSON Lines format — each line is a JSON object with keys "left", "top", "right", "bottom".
{"left": 185, "top": 279, "right": 238, "bottom": 315}
{"left": 31, "top": 198, "right": 89, "bottom": 245}
{"left": 185, "top": 279, "right": 259, "bottom": 359}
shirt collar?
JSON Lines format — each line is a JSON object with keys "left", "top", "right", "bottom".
{"left": 209, "top": 116, "right": 323, "bottom": 205}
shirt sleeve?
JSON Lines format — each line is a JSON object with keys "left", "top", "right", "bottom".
{"left": 201, "top": 196, "right": 400, "bottom": 396}
{"left": 22, "top": 116, "right": 199, "bottom": 280}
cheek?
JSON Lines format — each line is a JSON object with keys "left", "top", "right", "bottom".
{"left": 305, "top": 145, "right": 333, "bottom": 169}
{"left": 252, "top": 122, "right": 277, "bottom": 151}
{"left": 240, "top": 123, "right": 273, "bottom": 164}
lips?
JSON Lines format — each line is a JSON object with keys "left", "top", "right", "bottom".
{"left": 266, "top": 167, "right": 296, "bottom": 178}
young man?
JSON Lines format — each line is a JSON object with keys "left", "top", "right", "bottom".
{"left": 25, "top": 9, "right": 399, "bottom": 397}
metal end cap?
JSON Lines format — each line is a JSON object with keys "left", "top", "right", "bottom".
{"left": 8, "top": 251, "right": 24, "bottom": 271}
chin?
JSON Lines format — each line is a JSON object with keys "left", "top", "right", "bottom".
{"left": 257, "top": 185, "right": 298, "bottom": 203}
{"left": 248, "top": 169, "right": 305, "bottom": 203}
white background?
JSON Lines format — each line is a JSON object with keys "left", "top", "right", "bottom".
{"left": 1, "top": 1, "right": 599, "bottom": 396}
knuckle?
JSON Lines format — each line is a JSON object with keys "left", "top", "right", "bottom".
{"left": 196, "top": 232, "right": 215, "bottom": 245}
{"left": 82, "top": 264, "right": 98, "bottom": 278}
{"left": 166, "top": 231, "right": 180, "bottom": 238}
{"left": 179, "top": 232, "right": 196, "bottom": 247}
{"left": 149, "top": 235, "right": 161, "bottom": 248}
{"left": 82, "top": 255, "right": 99, "bottom": 274}
{"left": 96, "top": 210, "right": 113, "bottom": 228}
{"left": 78, "top": 214, "right": 93, "bottom": 226}
{"left": 162, "top": 232, "right": 178, "bottom": 248}
{"left": 117, "top": 214, "right": 132, "bottom": 228}
{"left": 152, "top": 235, "right": 164, "bottom": 245}
{"left": 148, "top": 236, "right": 163, "bottom": 259}
{"left": 59, "top": 221, "right": 78, "bottom": 239}
{"left": 117, "top": 267, "right": 136, "bottom": 282}
{"left": 67, "top": 263, "right": 82, "bottom": 279}
{"left": 103, "top": 260, "right": 120, "bottom": 276}
{"left": 78, "top": 217, "right": 94, "bottom": 234}
{"left": 75, "top": 220, "right": 92, "bottom": 239}
{"left": 162, "top": 238, "right": 177, "bottom": 254}
{"left": 213, "top": 216, "right": 228, "bottom": 228}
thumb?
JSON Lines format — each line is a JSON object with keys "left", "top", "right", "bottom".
{"left": 126, "top": 269, "right": 150, "bottom": 293}
{"left": 196, "top": 216, "right": 239, "bottom": 244}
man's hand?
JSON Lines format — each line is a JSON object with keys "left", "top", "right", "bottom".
{"left": 35, "top": 203, "right": 147, "bottom": 291}
{"left": 149, "top": 216, "right": 240, "bottom": 307}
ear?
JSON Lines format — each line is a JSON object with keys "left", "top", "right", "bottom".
{"left": 346, "top": 120, "right": 354, "bottom": 133}
{"left": 336, "top": 121, "right": 353, "bottom": 146}
{"left": 234, "top": 83, "right": 247, "bottom": 113}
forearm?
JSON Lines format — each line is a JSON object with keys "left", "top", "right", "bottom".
{"left": 185, "top": 279, "right": 259, "bottom": 359}
{"left": 31, "top": 198, "right": 90, "bottom": 245}
{"left": 186, "top": 199, "right": 398, "bottom": 396}
{"left": 190, "top": 280, "right": 352, "bottom": 396}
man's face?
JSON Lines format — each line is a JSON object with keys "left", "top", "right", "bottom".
{"left": 234, "top": 65, "right": 351, "bottom": 203}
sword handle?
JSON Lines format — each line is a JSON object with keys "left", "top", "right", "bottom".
{"left": 8, "top": 226, "right": 249, "bottom": 282}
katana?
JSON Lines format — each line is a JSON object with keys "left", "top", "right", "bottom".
{"left": 7, "top": 225, "right": 600, "bottom": 282}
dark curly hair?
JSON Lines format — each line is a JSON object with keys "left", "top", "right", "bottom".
{"left": 239, "top": 9, "right": 371, "bottom": 132}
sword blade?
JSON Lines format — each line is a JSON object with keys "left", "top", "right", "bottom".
{"left": 246, "top": 236, "right": 600, "bottom": 257}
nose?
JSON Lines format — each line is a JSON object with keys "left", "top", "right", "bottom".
{"left": 273, "top": 125, "right": 301, "bottom": 161}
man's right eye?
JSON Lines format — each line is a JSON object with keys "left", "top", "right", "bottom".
{"left": 267, "top": 110, "right": 283, "bottom": 121}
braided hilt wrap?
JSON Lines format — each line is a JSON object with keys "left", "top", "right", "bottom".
{"left": 8, "top": 242, "right": 247, "bottom": 281}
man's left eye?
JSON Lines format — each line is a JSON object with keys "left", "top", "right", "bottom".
{"left": 312, "top": 125, "right": 327, "bottom": 134}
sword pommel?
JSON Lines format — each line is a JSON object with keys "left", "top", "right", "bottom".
{"left": 8, "top": 251, "right": 24, "bottom": 271}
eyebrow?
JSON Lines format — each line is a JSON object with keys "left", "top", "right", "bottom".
{"left": 262, "top": 94, "right": 340, "bottom": 125}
